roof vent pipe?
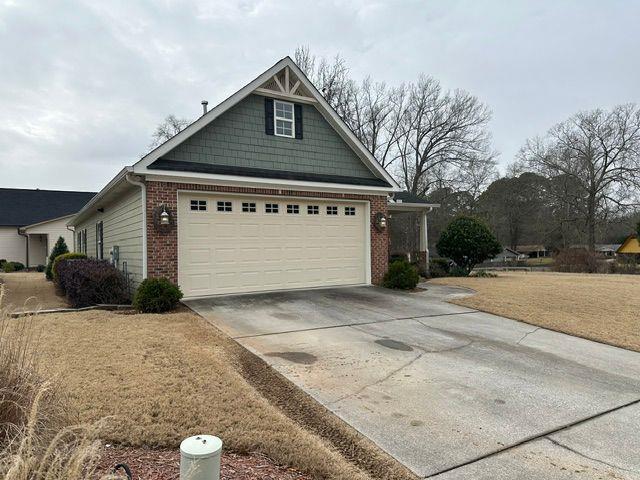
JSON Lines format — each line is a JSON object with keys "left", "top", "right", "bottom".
{"left": 201, "top": 100, "right": 208, "bottom": 115}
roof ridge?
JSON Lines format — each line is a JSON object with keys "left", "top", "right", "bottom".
{"left": 0, "top": 187, "right": 97, "bottom": 194}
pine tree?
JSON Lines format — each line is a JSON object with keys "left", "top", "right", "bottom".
{"left": 45, "top": 236, "right": 69, "bottom": 280}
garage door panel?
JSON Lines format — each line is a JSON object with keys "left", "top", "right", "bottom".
{"left": 179, "top": 193, "right": 367, "bottom": 297}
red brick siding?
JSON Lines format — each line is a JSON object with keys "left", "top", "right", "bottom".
{"left": 146, "top": 181, "right": 389, "bottom": 286}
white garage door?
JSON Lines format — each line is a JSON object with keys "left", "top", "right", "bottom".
{"left": 178, "top": 193, "right": 369, "bottom": 297}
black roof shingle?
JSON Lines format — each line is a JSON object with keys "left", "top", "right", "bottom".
{"left": 0, "top": 188, "right": 96, "bottom": 227}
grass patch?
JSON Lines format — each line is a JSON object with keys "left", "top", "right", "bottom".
{"left": 430, "top": 272, "right": 640, "bottom": 352}
{"left": 33, "top": 309, "right": 415, "bottom": 480}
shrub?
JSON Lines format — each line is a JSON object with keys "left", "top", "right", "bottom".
{"left": 436, "top": 216, "right": 502, "bottom": 275}
{"left": 52, "top": 252, "right": 86, "bottom": 283}
{"left": 133, "top": 277, "right": 183, "bottom": 313}
{"left": 2, "top": 261, "right": 25, "bottom": 273}
{"left": 56, "top": 258, "right": 130, "bottom": 308}
{"left": 553, "top": 248, "right": 602, "bottom": 273}
{"left": 45, "top": 236, "right": 69, "bottom": 280}
{"left": 429, "top": 258, "right": 451, "bottom": 278}
{"left": 0, "top": 259, "right": 5, "bottom": 268}
{"left": 383, "top": 259, "right": 420, "bottom": 290}
{"left": 36, "top": 264, "right": 45, "bottom": 272}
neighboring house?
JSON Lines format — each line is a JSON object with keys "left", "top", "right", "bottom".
{"left": 568, "top": 244, "right": 622, "bottom": 257}
{"left": 0, "top": 188, "right": 96, "bottom": 267}
{"left": 516, "top": 244, "right": 550, "bottom": 259}
{"left": 489, "top": 247, "right": 526, "bottom": 263}
{"left": 69, "top": 57, "right": 434, "bottom": 298}
{"left": 617, "top": 236, "right": 640, "bottom": 255}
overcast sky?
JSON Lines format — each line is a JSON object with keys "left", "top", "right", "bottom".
{"left": 0, "top": 0, "right": 638, "bottom": 192}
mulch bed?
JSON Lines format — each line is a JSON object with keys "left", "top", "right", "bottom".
{"left": 98, "top": 445, "right": 310, "bottom": 480}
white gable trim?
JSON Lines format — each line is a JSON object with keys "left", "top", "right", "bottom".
{"left": 133, "top": 57, "right": 400, "bottom": 190}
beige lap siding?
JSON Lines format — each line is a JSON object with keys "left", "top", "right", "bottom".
{"left": 145, "top": 181, "right": 389, "bottom": 286}
{"left": 74, "top": 188, "right": 144, "bottom": 287}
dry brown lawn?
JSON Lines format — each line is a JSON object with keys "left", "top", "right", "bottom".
{"left": 430, "top": 271, "right": 640, "bottom": 352}
{"left": 28, "top": 308, "right": 414, "bottom": 480}
{"left": 0, "top": 272, "right": 67, "bottom": 311}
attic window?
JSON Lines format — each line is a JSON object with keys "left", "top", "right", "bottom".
{"left": 274, "top": 100, "right": 294, "bottom": 138}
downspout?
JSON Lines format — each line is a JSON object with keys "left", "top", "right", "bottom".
{"left": 17, "top": 227, "right": 29, "bottom": 267}
{"left": 125, "top": 174, "right": 147, "bottom": 278}
{"left": 66, "top": 225, "right": 75, "bottom": 252}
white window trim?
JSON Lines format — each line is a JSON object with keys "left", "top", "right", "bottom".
{"left": 274, "top": 100, "right": 295, "bottom": 138}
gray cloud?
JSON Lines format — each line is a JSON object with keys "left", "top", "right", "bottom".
{"left": 0, "top": 0, "right": 638, "bottom": 191}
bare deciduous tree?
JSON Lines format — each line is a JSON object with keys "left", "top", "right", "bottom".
{"left": 148, "top": 114, "right": 191, "bottom": 150}
{"left": 519, "top": 104, "right": 640, "bottom": 249}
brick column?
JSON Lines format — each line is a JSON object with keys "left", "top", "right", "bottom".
{"left": 146, "top": 182, "right": 179, "bottom": 283}
{"left": 369, "top": 196, "right": 389, "bottom": 285}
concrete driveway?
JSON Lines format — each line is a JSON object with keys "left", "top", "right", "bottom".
{"left": 185, "top": 285, "right": 640, "bottom": 479}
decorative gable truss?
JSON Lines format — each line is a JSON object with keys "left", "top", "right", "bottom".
{"left": 255, "top": 66, "right": 316, "bottom": 104}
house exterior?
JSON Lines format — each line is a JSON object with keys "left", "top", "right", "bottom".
{"left": 516, "top": 244, "right": 550, "bottom": 259}
{"left": 69, "top": 57, "right": 435, "bottom": 298}
{"left": 489, "top": 247, "right": 526, "bottom": 263}
{"left": 0, "top": 188, "right": 96, "bottom": 267}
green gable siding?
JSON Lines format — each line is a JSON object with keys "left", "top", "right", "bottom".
{"left": 162, "top": 94, "right": 378, "bottom": 180}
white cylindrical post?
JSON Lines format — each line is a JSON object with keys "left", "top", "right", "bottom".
{"left": 180, "top": 435, "right": 222, "bottom": 480}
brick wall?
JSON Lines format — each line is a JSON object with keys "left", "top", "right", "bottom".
{"left": 145, "top": 181, "right": 389, "bottom": 286}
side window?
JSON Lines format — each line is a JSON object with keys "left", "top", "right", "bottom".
{"left": 344, "top": 206, "right": 356, "bottom": 216}
{"left": 216, "top": 201, "right": 232, "bottom": 212}
{"left": 265, "top": 203, "right": 279, "bottom": 214}
{"left": 274, "top": 100, "right": 294, "bottom": 138}
{"left": 190, "top": 199, "right": 207, "bottom": 211}
{"left": 96, "top": 222, "right": 104, "bottom": 260}
{"left": 82, "top": 229, "right": 87, "bottom": 255}
{"left": 77, "top": 231, "right": 82, "bottom": 253}
{"left": 242, "top": 202, "right": 256, "bottom": 213}
{"left": 307, "top": 205, "right": 319, "bottom": 215}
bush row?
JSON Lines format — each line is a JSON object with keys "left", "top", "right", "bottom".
{"left": 1, "top": 261, "right": 25, "bottom": 273}
{"left": 55, "top": 258, "right": 130, "bottom": 308}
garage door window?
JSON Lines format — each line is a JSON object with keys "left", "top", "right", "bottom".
{"left": 242, "top": 202, "right": 256, "bottom": 213}
{"left": 190, "top": 200, "right": 207, "bottom": 211}
{"left": 265, "top": 203, "right": 279, "bottom": 214}
{"left": 217, "top": 201, "right": 232, "bottom": 212}
{"left": 326, "top": 206, "right": 338, "bottom": 215}
{"left": 287, "top": 204, "right": 299, "bottom": 214}
{"left": 307, "top": 205, "right": 319, "bottom": 215}
{"left": 345, "top": 206, "right": 356, "bottom": 216}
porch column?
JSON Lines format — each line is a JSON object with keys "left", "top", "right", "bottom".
{"left": 419, "top": 211, "right": 429, "bottom": 274}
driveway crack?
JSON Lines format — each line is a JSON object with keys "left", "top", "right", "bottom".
{"left": 516, "top": 326, "right": 541, "bottom": 345}
{"left": 544, "top": 436, "right": 640, "bottom": 474}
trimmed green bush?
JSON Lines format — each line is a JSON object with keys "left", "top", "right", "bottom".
{"left": 36, "top": 264, "right": 45, "bottom": 272}
{"left": 56, "top": 258, "right": 130, "bottom": 308}
{"left": 436, "top": 216, "right": 502, "bottom": 275}
{"left": 2, "top": 261, "right": 25, "bottom": 273}
{"left": 45, "top": 236, "right": 69, "bottom": 280}
{"left": 52, "top": 253, "right": 86, "bottom": 283}
{"left": 383, "top": 259, "right": 420, "bottom": 290}
{"left": 133, "top": 278, "right": 183, "bottom": 313}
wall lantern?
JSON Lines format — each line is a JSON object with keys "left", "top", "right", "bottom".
{"left": 153, "top": 204, "right": 174, "bottom": 234}
{"left": 160, "top": 207, "right": 170, "bottom": 226}
{"left": 374, "top": 212, "right": 387, "bottom": 232}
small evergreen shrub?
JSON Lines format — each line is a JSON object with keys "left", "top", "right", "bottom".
{"left": 428, "top": 258, "right": 451, "bottom": 278}
{"left": 36, "top": 264, "right": 46, "bottom": 272}
{"left": 45, "top": 237, "right": 69, "bottom": 280}
{"left": 133, "top": 278, "right": 183, "bottom": 313}
{"left": 0, "top": 259, "right": 6, "bottom": 268}
{"left": 436, "top": 216, "right": 502, "bottom": 275}
{"left": 383, "top": 259, "right": 420, "bottom": 290}
{"left": 56, "top": 258, "right": 130, "bottom": 308}
{"left": 2, "top": 261, "right": 25, "bottom": 273}
{"left": 52, "top": 253, "right": 86, "bottom": 283}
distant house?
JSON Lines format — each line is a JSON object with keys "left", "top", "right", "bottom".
{"left": 617, "top": 236, "right": 640, "bottom": 255}
{"left": 489, "top": 247, "right": 526, "bottom": 263}
{"left": 595, "top": 244, "right": 622, "bottom": 257}
{"left": 516, "top": 244, "right": 550, "bottom": 259}
{"left": 0, "top": 188, "right": 96, "bottom": 267}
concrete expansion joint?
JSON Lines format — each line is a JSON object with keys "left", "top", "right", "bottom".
{"left": 544, "top": 436, "right": 640, "bottom": 475}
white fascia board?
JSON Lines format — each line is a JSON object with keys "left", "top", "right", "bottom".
{"left": 67, "top": 166, "right": 133, "bottom": 226}
{"left": 21, "top": 214, "right": 76, "bottom": 232}
{"left": 387, "top": 202, "right": 441, "bottom": 211}
{"left": 132, "top": 56, "right": 400, "bottom": 191}
{"left": 143, "top": 171, "right": 394, "bottom": 196}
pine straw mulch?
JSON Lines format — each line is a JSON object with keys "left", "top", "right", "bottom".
{"left": 98, "top": 445, "right": 310, "bottom": 480}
